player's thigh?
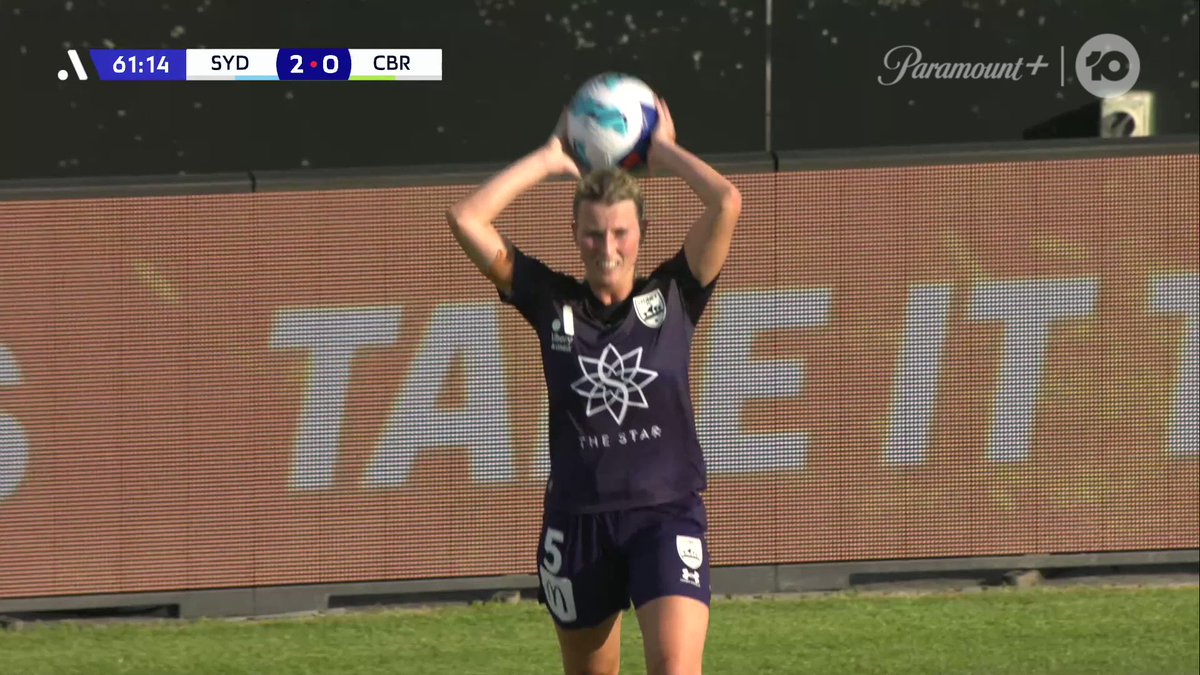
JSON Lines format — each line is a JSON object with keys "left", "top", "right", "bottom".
{"left": 628, "top": 534, "right": 710, "bottom": 675}
{"left": 635, "top": 595, "right": 709, "bottom": 675}
{"left": 537, "top": 513, "right": 629, "bottom": 623}
{"left": 625, "top": 496, "right": 711, "bottom": 614}
{"left": 623, "top": 495, "right": 711, "bottom": 674}
{"left": 555, "top": 611, "right": 623, "bottom": 675}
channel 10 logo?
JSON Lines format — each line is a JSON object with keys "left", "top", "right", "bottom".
{"left": 1075, "top": 33, "right": 1140, "bottom": 98}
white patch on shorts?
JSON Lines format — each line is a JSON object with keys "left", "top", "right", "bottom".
{"left": 539, "top": 565, "right": 578, "bottom": 623}
{"left": 676, "top": 535, "right": 703, "bottom": 570}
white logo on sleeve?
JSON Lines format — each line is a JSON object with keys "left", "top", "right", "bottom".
{"left": 633, "top": 289, "right": 667, "bottom": 328}
{"left": 676, "top": 535, "right": 704, "bottom": 569}
{"left": 570, "top": 344, "right": 658, "bottom": 424}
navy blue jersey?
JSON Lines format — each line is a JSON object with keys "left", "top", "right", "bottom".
{"left": 502, "top": 246, "right": 717, "bottom": 514}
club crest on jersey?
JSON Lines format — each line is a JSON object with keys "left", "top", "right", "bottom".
{"left": 633, "top": 289, "right": 666, "bottom": 328}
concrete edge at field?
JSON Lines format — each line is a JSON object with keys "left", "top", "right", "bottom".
{"left": 1, "top": 550, "right": 1195, "bottom": 621}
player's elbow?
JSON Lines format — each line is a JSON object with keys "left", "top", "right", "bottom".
{"left": 720, "top": 185, "right": 742, "bottom": 216}
{"left": 446, "top": 203, "right": 476, "bottom": 234}
{"left": 714, "top": 184, "right": 741, "bottom": 225}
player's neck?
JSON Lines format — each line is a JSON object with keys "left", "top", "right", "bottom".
{"left": 585, "top": 278, "right": 634, "bottom": 306}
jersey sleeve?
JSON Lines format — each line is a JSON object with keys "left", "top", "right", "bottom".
{"left": 651, "top": 246, "right": 719, "bottom": 325}
{"left": 499, "top": 246, "right": 569, "bottom": 326}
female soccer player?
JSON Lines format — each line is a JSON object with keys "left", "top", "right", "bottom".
{"left": 447, "top": 99, "right": 740, "bottom": 675}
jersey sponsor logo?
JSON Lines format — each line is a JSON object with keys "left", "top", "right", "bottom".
{"left": 676, "top": 535, "right": 704, "bottom": 569}
{"left": 578, "top": 425, "right": 663, "bottom": 450}
{"left": 570, "top": 344, "right": 659, "bottom": 424}
{"left": 550, "top": 306, "right": 576, "bottom": 353}
{"left": 633, "top": 288, "right": 667, "bottom": 328}
{"left": 550, "top": 320, "right": 574, "bottom": 353}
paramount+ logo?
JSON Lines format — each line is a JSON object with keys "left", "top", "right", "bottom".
{"left": 877, "top": 32, "right": 1141, "bottom": 99}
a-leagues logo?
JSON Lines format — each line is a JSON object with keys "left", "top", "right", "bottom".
{"left": 633, "top": 289, "right": 666, "bottom": 328}
{"left": 570, "top": 344, "right": 658, "bottom": 424}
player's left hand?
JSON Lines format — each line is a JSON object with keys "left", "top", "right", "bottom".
{"left": 648, "top": 96, "right": 677, "bottom": 174}
{"left": 652, "top": 96, "right": 676, "bottom": 148}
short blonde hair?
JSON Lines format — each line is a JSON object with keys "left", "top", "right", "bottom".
{"left": 573, "top": 168, "right": 644, "bottom": 222}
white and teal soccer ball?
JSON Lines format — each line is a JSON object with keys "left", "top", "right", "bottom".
{"left": 565, "top": 72, "right": 659, "bottom": 172}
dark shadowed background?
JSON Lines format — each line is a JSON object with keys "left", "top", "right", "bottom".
{"left": 1, "top": 0, "right": 1196, "bottom": 180}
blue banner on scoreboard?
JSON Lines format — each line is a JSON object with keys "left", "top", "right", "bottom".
{"left": 90, "top": 50, "right": 187, "bottom": 81}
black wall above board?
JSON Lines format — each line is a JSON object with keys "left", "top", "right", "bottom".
{"left": 2, "top": 0, "right": 1195, "bottom": 180}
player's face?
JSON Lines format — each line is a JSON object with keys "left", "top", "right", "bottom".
{"left": 574, "top": 199, "right": 641, "bottom": 290}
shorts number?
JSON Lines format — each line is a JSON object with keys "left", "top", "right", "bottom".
{"left": 539, "top": 527, "right": 576, "bottom": 622}
{"left": 542, "top": 528, "right": 564, "bottom": 574}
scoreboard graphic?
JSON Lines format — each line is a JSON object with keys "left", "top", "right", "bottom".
{"left": 58, "top": 48, "right": 442, "bottom": 81}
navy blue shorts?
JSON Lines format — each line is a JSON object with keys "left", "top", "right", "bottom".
{"left": 535, "top": 492, "right": 710, "bottom": 629}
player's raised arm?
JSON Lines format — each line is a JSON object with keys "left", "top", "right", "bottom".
{"left": 446, "top": 111, "right": 581, "bottom": 296}
{"left": 646, "top": 98, "right": 742, "bottom": 288}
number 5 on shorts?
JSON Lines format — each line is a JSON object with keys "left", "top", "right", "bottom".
{"left": 539, "top": 527, "right": 577, "bottom": 623}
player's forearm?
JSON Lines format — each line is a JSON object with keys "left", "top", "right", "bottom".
{"left": 648, "top": 140, "right": 739, "bottom": 210}
{"left": 448, "top": 146, "right": 556, "bottom": 229}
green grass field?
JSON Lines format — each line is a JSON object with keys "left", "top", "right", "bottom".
{"left": 1, "top": 586, "right": 1196, "bottom": 674}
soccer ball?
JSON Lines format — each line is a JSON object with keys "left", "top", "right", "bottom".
{"left": 565, "top": 72, "right": 659, "bottom": 172}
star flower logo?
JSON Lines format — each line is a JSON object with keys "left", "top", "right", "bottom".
{"left": 570, "top": 344, "right": 659, "bottom": 424}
